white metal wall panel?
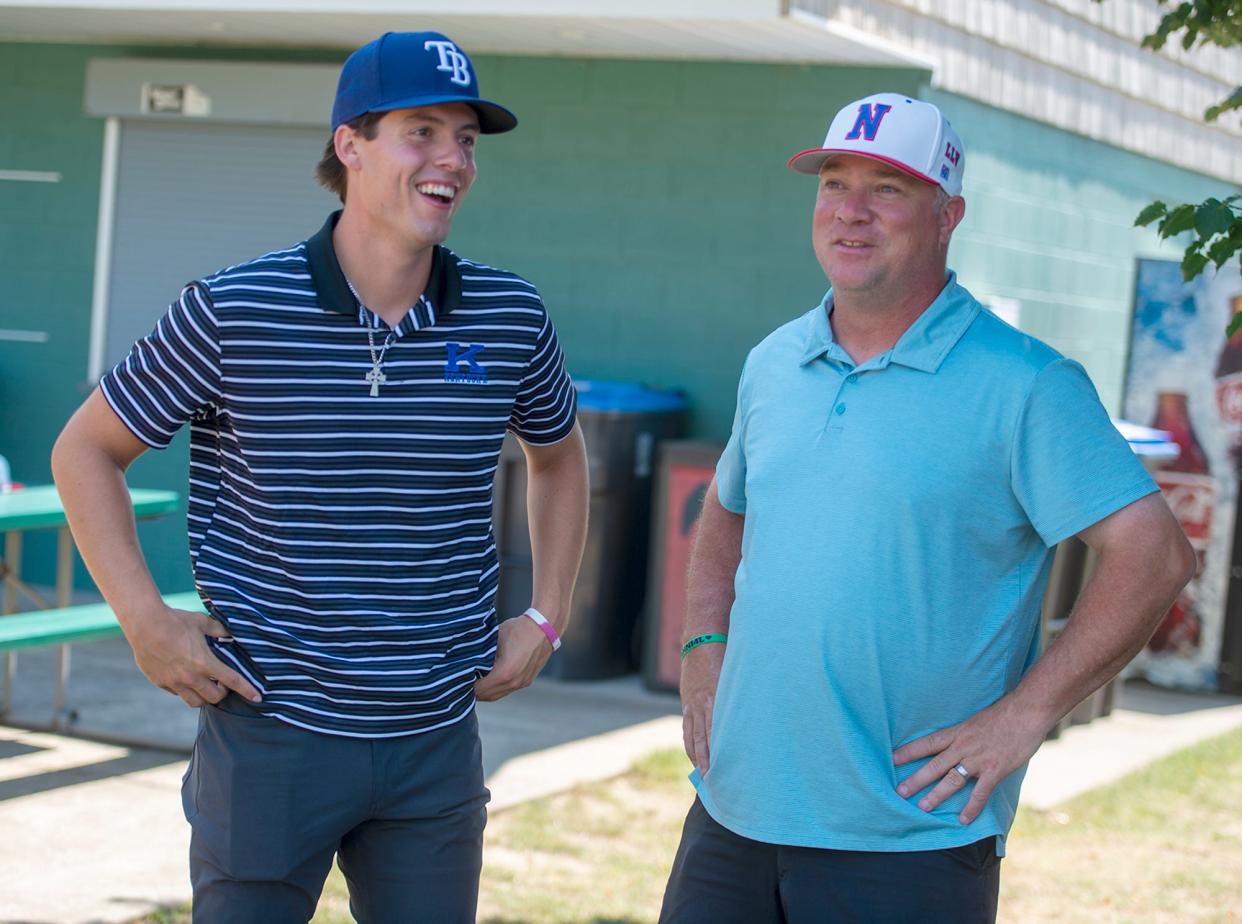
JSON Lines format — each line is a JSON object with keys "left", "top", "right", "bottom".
{"left": 1, "top": 8, "right": 912, "bottom": 66}
{"left": 1045, "top": 0, "right": 1240, "bottom": 88}
{"left": 794, "top": 0, "right": 1242, "bottom": 184}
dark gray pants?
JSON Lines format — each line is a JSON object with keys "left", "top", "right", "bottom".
{"left": 660, "top": 799, "right": 1001, "bottom": 924}
{"left": 182, "top": 694, "right": 488, "bottom": 923}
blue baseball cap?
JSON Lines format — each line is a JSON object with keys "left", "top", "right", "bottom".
{"left": 331, "top": 32, "right": 517, "bottom": 134}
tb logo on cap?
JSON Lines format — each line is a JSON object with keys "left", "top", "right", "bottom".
{"left": 424, "top": 40, "right": 471, "bottom": 86}
{"left": 844, "top": 103, "right": 892, "bottom": 142}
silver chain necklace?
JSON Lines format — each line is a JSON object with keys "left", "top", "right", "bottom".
{"left": 345, "top": 278, "right": 397, "bottom": 397}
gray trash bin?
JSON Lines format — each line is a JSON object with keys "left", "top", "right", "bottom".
{"left": 493, "top": 380, "right": 687, "bottom": 679}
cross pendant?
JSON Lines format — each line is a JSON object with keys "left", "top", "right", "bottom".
{"left": 365, "top": 363, "right": 387, "bottom": 397}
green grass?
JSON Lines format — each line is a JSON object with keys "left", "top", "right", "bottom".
{"left": 474, "top": 747, "right": 694, "bottom": 924}
{"left": 139, "top": 728, "right": 1242, "bottom": 924}
{"left": 140, "top": 909, "right": 188, "bottom": 924}
{"left": 998, "top": 726, "right": 1242, "bottom": 923}
{"left": 302, "top": 747, "right": 696, "bottom": 924}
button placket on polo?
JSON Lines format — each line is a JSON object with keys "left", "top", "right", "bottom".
{"left": 822, "top": 358, "right": 885, "bottom": 435}
{"left": 837, "top": 369, "right": 866, "bottom": 416}
{"left": 808, "top": 331, "right": 890, "bottom": 440}
{"left": 820, "top": 359, "right": 853, "bottom": 436}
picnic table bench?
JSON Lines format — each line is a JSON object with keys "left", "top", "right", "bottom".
{"left": 0, "top": 591, "right": 205, "bottom": 727}
{"left": 0, "top": 484, "right": 185, "bottom": 729}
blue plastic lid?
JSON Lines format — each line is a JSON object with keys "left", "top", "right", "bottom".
{"left": 574, "top": 379, "right": 688, "bottom": 413}
{"left": 1112, "top": 418, "right": 1179, "bottom": 461}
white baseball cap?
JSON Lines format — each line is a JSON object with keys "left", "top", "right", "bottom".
{"left": 787, "top": 92, "right": 965, "bottom": 197}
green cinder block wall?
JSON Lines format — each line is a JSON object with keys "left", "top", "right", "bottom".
{"left": 0, "top": 41, "right": 924, "bottom": 592}
{"left": 0, "top": 42, "right": 356, "bottom": 594}
{"left": 451, "top": 55, "right": 927, "bottom": 435}
{"left": 928, "top": 89, "right": 1232, "bottom": 412}
{"left": 3, "top": 42, "right": 1230, "bottom": 596}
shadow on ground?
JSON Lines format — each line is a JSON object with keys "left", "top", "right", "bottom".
{"left": 1120, "top": 679, "right": 1242, "bottom": 716}
{"left": 0, "top": 748, "right": 183, "bottom": 802}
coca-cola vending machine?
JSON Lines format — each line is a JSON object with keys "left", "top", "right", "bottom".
{"left": 1148, "top": 392, "right": 1211, "bottom": 655}
{"left": 1124, "top": 260, "right": 1242, "bottom": 692}
{"left": 1216, "top": 310, "right": 1242, "bottom": 693}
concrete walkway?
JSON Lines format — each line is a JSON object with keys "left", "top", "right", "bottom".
{"left": 0, "top": 637, "right": 683, "bottom": 924}
{"left": 1021, "top": 680, "right": 1242, "bottom": 809}
{"left": 1, "top": 641, "right": 1241, "bottom": 922}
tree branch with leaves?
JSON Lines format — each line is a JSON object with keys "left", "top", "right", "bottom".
{"left": 1120, "top": 1, "right": 1242, "bottom": 329}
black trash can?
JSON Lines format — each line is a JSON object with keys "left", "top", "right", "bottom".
{"left": 1041, "top": 420, "right": 1180, "bottom": 737}
{"left": 493, "top": 380, "right": 688, "bottom": 679}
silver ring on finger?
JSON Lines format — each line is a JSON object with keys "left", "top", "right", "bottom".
{"left": 953, "top": 762, "right": 970, "bottom": 779}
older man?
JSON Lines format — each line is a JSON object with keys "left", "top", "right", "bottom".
{"left": 53, "top": 32, "right": 588, "bottom": 923}
{"left": 660, "top": 93, "right": 1193, "bottom": 923}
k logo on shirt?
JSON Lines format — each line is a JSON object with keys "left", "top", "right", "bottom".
{"left": 444, "top": 342, "right": 488, "bottom": 384}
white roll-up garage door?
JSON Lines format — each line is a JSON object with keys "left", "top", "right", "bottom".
{"left": 101, "top": 118, "right": 338, "bottom": 371}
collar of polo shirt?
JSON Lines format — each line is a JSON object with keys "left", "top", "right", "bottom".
{"left": 304, "top": 210, "right": 462, "bottom": 327}
{"left": 798, "top": 271, "right": 981, "bottom": 373}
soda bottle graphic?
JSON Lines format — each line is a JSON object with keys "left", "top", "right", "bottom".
{"left": 1149, "top": 392, "right": 1212, "bottom": 654}
{"left": 1215, "top": 296, "right": 1242, "bottom": 471}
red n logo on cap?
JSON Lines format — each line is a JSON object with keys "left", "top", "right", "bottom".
{"left": 844, "top": 104, "right": 892, "bottom": 142}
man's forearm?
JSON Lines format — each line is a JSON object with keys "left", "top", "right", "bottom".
{"left": 1007, "top": 499, "right": 1195, "bottom": 734}
{"left": 53, "top": 394, "right": 261, "bottom": 707}
{"left": 51, "top": 400, "right": 163, "bottom": 627}
{"left": 523, "top": 426, "right": 589, "bottom": 636}
{"left": 678, "top": 480, "right": 742, "bottom": 773}
{"left": 890, "top": 496, "right": 1195, "bottom": 820}
{"left": 682, "top": 481, "right": 743, "bottom": 644}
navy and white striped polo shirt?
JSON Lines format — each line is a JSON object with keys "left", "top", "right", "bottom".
{"left": 101, "top": 211, "right": 577, "bottom": 737}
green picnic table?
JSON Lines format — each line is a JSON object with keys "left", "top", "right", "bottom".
{"left": 0, "top": 484, "right": 181, "bottom": 726}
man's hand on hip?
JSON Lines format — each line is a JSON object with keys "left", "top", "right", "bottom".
{"left": 891, "top": 695, "right": 1047, "bottom": 825}
{"left": 474, "top": 613, "right": 553, "bottom": 702}
{"left": 128, "top": 603, "right": 261, "bottom": 708}
{"left": 681, "top": 643, "right": 725, "bottom": 776}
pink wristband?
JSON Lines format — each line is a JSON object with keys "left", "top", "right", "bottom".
{"left": 522, "top": 607, "right": 562, "bottom": 651}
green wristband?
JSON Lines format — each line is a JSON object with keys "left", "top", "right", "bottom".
{"left": 681, "top": 633, "right": 728, "bottom": 660}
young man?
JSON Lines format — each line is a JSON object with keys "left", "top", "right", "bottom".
{"left": 52, "top": 32, "right": 588, "bottom": 923}
{"left": 661, "top": 93, "right": 1194, "bottom": 923}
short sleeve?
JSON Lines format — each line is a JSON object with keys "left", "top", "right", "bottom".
{"left": 99, "top": 282, "right": 222, "bottom": 449}
{"left": 508, "top": 299, "right": 577, "bottom": 445}
{"left": 715, "top": 357, "right": 750, "bottom": 514}
{"left": 1011, "top": 359, "right": 1157, "bottom": 546}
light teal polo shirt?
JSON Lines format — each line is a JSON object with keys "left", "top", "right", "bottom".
{"left": 694, "top": 273, "right": 1157, "bottom": 854}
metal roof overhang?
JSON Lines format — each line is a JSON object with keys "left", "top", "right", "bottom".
{"left": 0, "top": 0, "right": 931, "bottom": 69}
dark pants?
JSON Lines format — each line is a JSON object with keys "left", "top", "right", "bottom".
{"left": 660, "top": 799, "right": 1001, "bottom": 924}
{"left": 182, "top": 694, "right": 488, "bottom": 924}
